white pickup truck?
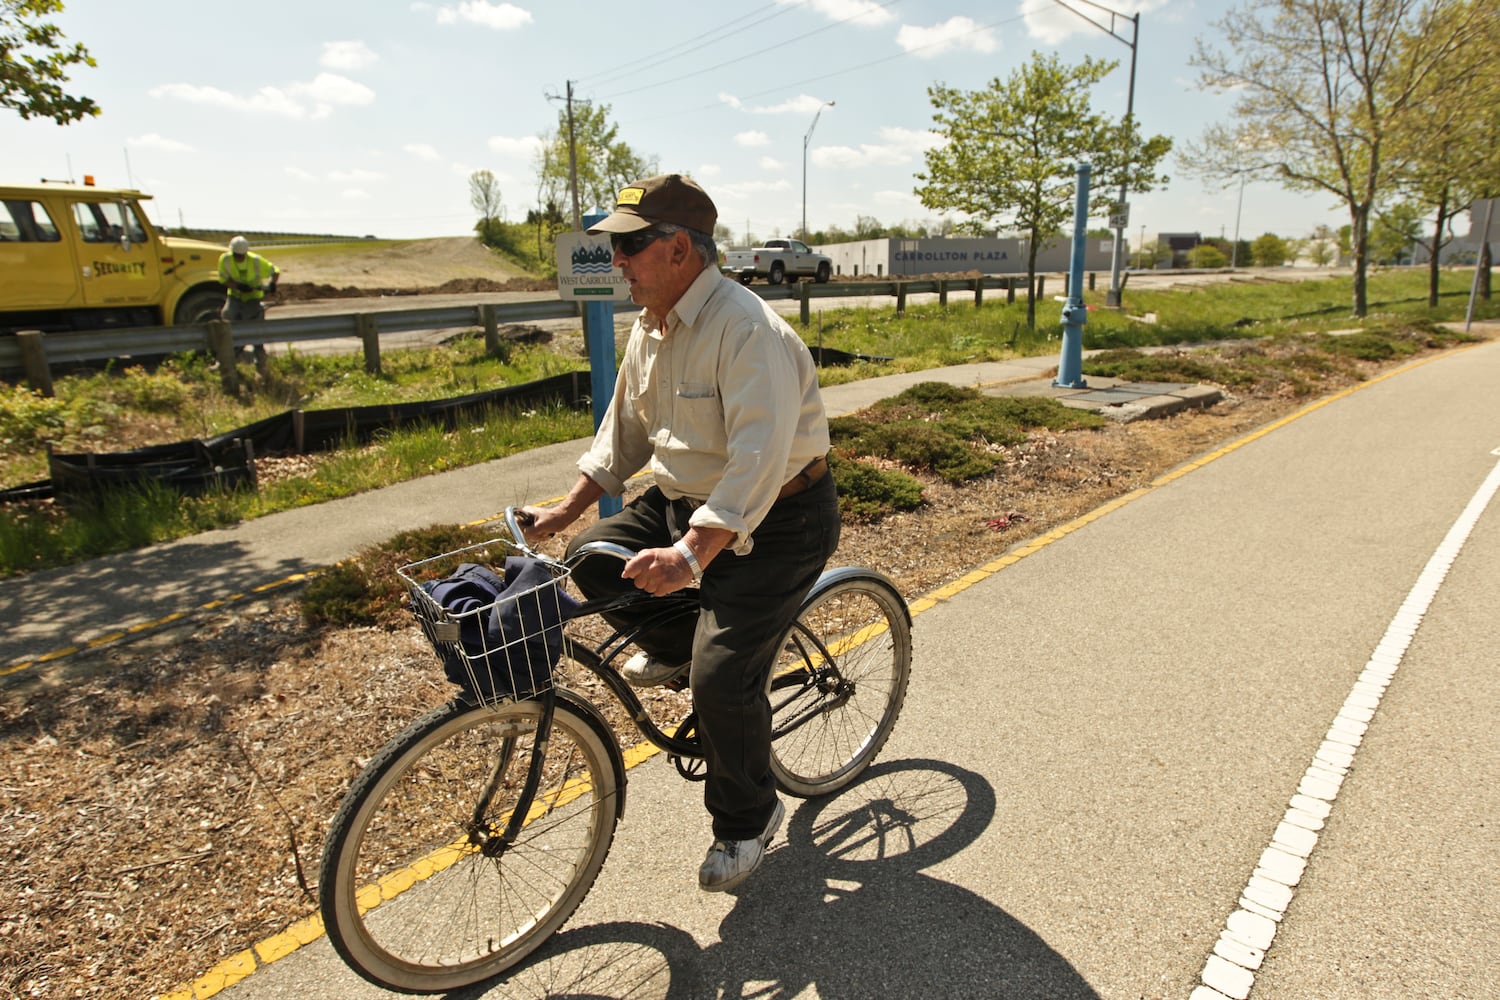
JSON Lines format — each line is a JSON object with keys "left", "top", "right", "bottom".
{"left": 721, "top": 238, "right": 833, "bottom": 285}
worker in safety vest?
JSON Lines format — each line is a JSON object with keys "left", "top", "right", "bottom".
{"left": 217, "top": 235, "right": 281, "bottom": 322}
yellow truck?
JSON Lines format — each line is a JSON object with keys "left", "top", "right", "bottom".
{"left": 1, "top": 179, "right": 227, "bottom": 334}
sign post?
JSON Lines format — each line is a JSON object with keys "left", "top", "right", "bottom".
{"left": 556, "top": 220, "right": 633, "bottom": 517}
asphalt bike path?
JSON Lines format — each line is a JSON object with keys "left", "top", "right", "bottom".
{"left": 206, "top": 338, "right": 1499, "bottom": 1000}
{"left": 5, "top": 338, "right": 1496, "bottom": 998}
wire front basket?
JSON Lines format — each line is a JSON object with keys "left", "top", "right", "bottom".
{"left": 398, "top": 539, "right": 578, "bottom": 704}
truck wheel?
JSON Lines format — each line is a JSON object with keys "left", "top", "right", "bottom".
{"left": 815, "top": 262, "right": 831, "bottom": 284}
{"left": 739, "top": 272, "right": 755, "bottom": 285}
{"left": 786, "top": 273, "right": 799, "bottom": 284}
{"left": 174, "top": 287, "right": 226, "bottom": 325}
{"left": 769, "top": 262, "right": 785, "bottom": 285}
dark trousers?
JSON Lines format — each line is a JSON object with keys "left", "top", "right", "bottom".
{"left": 566, "top": 475, "right": 840, "bottom": 840}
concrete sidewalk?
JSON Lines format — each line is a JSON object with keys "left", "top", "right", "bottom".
{"left": 0, "top": 353, "right": 1215, "bottom": 676}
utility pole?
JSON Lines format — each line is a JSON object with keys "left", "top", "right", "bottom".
{"left": 545, "top": 81, "right": 586, "bottom": 231}
{"left": 565, "top": 81, "right": 581, "bottom": 231}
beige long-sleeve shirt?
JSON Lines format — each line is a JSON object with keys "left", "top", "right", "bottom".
{"left": 578, "top": 266, "right": 829, "bottom": 555}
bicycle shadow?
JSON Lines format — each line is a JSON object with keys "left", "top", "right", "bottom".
{"left": 465, "top": 758, "right": 1097, "bottom": 999}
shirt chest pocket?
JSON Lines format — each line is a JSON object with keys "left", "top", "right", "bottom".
{"left": 665, "top": 382, "right": 726, "bottom": 454}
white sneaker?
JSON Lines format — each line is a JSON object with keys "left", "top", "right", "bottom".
{"left": 620, "top": 652, "right": 689, "bottom": 688}
{"left": 698, "top": 799, "right": 785, "bottom": 892}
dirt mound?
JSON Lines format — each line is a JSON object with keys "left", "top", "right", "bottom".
{"left": 275, "top": 275, "right": 556, "bottom": 302}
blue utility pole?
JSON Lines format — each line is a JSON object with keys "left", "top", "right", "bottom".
{"left": 1054, "top": 163, "right": 1091, "bottom": 389}
{"left": 582, "top": 212, "right": 623, "bottom": 517}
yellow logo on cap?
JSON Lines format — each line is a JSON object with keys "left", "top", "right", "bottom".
{"left": 617, "top": 187, "right": 644, "bottom": 206}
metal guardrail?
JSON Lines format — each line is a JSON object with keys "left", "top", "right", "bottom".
{"left": 0, "top": 275, "right": 1031, "bottom": 373}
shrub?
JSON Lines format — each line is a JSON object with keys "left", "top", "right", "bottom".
{"left": 829, "top": 453, "right": 924, "bottom": 520}
{"left": 299, "top": 522, "right": 500, "bottom": 629}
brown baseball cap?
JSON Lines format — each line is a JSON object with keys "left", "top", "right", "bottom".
{"left": 586, "top": 173, "right": 717, "bottom": 235}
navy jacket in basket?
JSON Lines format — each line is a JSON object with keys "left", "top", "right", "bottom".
{"left": 421, "top": 557, "right": 580, "bottom": 699}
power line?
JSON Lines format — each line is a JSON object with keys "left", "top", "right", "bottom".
{"left": 620, "top": 10, "right": 1028, "bottom": 124}
{"left": 575, "top": 3, "right": 794, "bottom": 90}
{"left": 596, "top": 0, "right": 905, "bottom": 102}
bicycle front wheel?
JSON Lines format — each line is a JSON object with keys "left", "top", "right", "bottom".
{"left": 319, "top": 694, "right": 621, "bottom": 994}
{"left": 769, "top": 570, "right": 911, "bottom": 797}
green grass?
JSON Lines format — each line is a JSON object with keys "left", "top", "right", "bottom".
{"left": 0, "top": 268, "right": 1494, "bottom": 577}
{"left": 802, "top": 268, "right": 1492, "bottom": 385}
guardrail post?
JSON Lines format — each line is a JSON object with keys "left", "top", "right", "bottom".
{"left": 974, "top": 280, "right": 983, "bottom": 309}
{"left": 799, "top": 281, "right": 810, "bottom": 325}
{"left": 896, "top": 282, "right": 907, "bottom": 317}
{"left": 938, "top": 279, "right": 948, "bottom": 308}
{"left": 1034, "top": 275, "right": 1046, "bottom": 303}
{"left": 1089, "top": 271, "right": 1096, "bottom": 291}
{"left": 481, "top": 303, "right": 500, "bottom": 356}
{"left": 357, "top": 314, "right": 381, "bottom": 375}
{"left": 207, "top": 320, "right": 238, "bottom": 394}
{"left": 1007, "top": 277, "right": 1017, "bottom": 304}
{"left": 15, "top": 331, "right": 54, "bottom": 397}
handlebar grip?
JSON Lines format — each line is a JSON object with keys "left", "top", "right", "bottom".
{"left": 574, "top": 540, "right": 635, "bottom": 563}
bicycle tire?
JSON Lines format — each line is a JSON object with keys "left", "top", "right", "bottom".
{"left": 769, "top": 569, "right": 912, "bottom": 797}
{"left": 319, "top": 693, "right": 621, "bottom": 994}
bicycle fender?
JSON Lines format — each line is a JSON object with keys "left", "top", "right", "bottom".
{"left": 552, "top": 685, "right": 629, "bottom": 823}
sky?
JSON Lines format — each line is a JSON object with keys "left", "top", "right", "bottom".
{"left": 4, "top": 0, "right": 1360, "bottom": 249}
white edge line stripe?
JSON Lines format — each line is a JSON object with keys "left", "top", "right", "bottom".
{"left": 1190, "top": 455, "right": 1500, "bottom": 1000}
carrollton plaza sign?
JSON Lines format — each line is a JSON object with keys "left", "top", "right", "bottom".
{"left": 554, "top": 232, "right": 632, "bottom": 302}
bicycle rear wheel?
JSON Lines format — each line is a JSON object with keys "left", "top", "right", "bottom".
{"left": 319, "top": 694, "right": 621, "bottom": 994}
{"left": 769, "top": 569, "right": 911, "bottom": 797}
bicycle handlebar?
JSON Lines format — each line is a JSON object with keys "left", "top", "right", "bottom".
{"left": 503, "top": 506, "right": 635, "bottom": 566}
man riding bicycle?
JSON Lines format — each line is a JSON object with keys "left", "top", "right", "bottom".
{"left": 521, "top": 173, "right": 839, "bottom": 892}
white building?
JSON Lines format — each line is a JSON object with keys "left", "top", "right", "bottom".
{"left": 813, "top": 236, "right": 1115, "bottom": 278}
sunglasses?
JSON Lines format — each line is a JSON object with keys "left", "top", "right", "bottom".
{"left": 610, "top": 229, "right": 673, "bottom": 257}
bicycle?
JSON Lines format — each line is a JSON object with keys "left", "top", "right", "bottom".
{"left": 318, "top": 507, "right": 912, "bottom": 994}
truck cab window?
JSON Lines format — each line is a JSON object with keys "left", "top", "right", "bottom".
{"left": 2, "top": 200, "right": 61, "bottom": 242}
{"left": 72, "top": 201, "right": 145, "bottom": 244}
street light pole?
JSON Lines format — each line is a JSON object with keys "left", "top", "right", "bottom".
{"left": 1231, "top": 172, "right": 1247, "bottom": 268}
{"left": 802, "top": 100, "right": 834, "bottom": 239}
{"left": 1050, "top": 0, "right": 1139, "bottom": 308}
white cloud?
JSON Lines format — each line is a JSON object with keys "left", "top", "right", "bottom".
{"left": 128, "top": 133, "right": 194, "bottom": 153}
{"left": 809, "top": 126, "right": 942, "bottom": 170}
{"left": 759, "top": 156, "right": 784, "bottom": 171}
{"left": 716, "top": 179, "right": 795, "bottom": 199}
{"left": 149, "top": 72, "right": 373, "bottom": 120}
{"left": 487, "top": 134, "right": 544, "bottom": 158}
{"left": 774, "top": 0, "right": 895, "bottom": 27}
{"left": 720, "top": 93, "right": 835, "bottom": 116}
{"left": 432, "top": 1, "right": 533, "bottom": 30}
{"left": 404, "top": 143, "right": 442, "bottom": 161}
{"left": 896, "top": 17, "right": 999, "bottom": 57}
{"left": 697, "top": 164, "right": 722, "bottom": 177}
{"left": 340, "top": 189, "right": 373, "bottom": 200}
{"left": 735, "top": 130, "right": 771, "bottom": 148}
{"left": 285, "top": 166, "right": 318, "bottom": 181}
{"left": 321, "top": 40, "right": 378, "bottom": 70}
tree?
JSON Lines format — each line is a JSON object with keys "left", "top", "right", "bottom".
{"left": 1188, "top": 243, "right": 1228, "bottom": 269}
{"left": 1183, "top": 0, "right": 1489, "bottom": 316}
{"left": 1383, "top": 0, "right": 1500, "bottom": 303}
{"left": 1251, "top": 232, "right": 1289, "bottom": 267}
{"left": 1, "top": 0, "right": 98, "bottom": 123}
{"left": 469, "top": 169, "right": 504, "bottom": 245}
{"left": 1369, "top": 201, "right": 1422, "bottom": 264}
{"left": 533, "top": 101, "right": 656, "bottom": 231}
{"left": 916, "top": 53, "right": 1171, "bottom": 326}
